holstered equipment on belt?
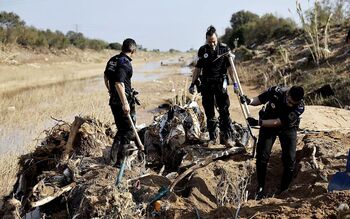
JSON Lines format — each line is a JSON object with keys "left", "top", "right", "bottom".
{"left": 127, "top": 88, "right": 141, "bottom": 106}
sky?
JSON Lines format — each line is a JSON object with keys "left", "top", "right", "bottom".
{"left": 0, "top": 0, "right": 314, "bottom": 51}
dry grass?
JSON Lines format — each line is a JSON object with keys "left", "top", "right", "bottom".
{"left": 277, "top": 46, "right": 290, "bottom": 65}
{"left": 0, "top": 153, "right": 21, "bottom": 199}
{"left": 296, "top": 0, "right": 333, "bottom": 65}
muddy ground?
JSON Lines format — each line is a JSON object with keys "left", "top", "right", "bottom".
{"left": 1, "top": 106, "right": 349, "bottom": 218}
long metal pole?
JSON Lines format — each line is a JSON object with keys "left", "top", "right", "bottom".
{"left": 228, "top": 52, "right": 251, "bottom": 117}
{"left": 115, "top": 157, "right": 126, "bottom": 186}
{"left": 228, "top": 52, "right": 257, "bottom": 158}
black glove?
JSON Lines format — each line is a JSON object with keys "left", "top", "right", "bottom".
{"left": 240, "top": 95, "right": 251, "bottom": 105}
{"left": 188, "top": 83, "right": 195, "bottom": 94}
{"left": 247, "top": 117, "right": 259, "bottom": 126}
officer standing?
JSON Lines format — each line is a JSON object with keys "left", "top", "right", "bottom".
{"left": 104, "top": 38, "right": 138, "bottom": 166}
{"left": 240, "top": 85, "right": 305, "bottom": 199}
{"left": 189, "top": 25, "right": 236, "bottom": 147}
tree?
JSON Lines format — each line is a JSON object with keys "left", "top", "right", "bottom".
{"left": 243, "top": 14, "right": 296, "bottom": 45}
{"left": 0, "top": 11, "right": 109, "bottom": 51}
{"left": 221, "top": 11, "right": 296, "bottom": 48}
{"left": 220, "top": 27, "right": 244, "bottom": 49}
{"left": 221, "top": 11, "right": 259, "bottom": 47}
{"left": 0, "top": 12, "right": 25, "bottom": 44}
{"left": 230, "top": 10, "right": 259, "bottom": 30}
{"left": 0, "top": 11, "right": 25, "bottom": 29}
{"left": 66, "top": 31, "right": 87, "bottom": 49}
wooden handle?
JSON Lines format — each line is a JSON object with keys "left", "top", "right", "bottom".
{"left": 127, "top": 114, "right": 145, "bottom": 151}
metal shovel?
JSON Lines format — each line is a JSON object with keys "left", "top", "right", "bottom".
{"left": 328, "top": 149, "right": 350, "bottom": 192}
{"left": 115, "top": 113, "right": 145, "bottom": 187}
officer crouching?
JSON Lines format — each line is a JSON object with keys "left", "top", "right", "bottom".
{"left": 189, "top": 25, "right": 236, "bottom": 147}
{"left": 241, "top": 85, "right": 305, "bottom": 199}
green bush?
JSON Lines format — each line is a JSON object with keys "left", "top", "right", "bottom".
{"left": 221, "top": 11, "right": 297, "bottom": 48}
{"left": 244, "top": 14, "right": 297, "bottom": 45}
{"left": 88, "top": 39, "right": 108, "bottom": 51}
{"left": 0, "top": 11, "right": 110, "bottom": 51}
{"left": 0, "top": 27, "right": 4, "bottom": 42}
{"left": 169, "top": 48, "right": 179, "bottom": 53}
{"left": 16, "top": 27, "right": 38, "bottom": 47}
{"left": 108, "top": 42, "right": 122, "bottom": 50}
{"left": 46, "top": 30, "right": 70, "bottom": 49}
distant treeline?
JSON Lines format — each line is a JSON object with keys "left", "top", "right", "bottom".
{"left": 0, "top": 11, "right": 121, "bottom": 51}
{"left": 221, "top": 0, "right": 350, "bottom": 48}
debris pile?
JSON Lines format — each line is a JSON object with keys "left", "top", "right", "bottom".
{"left": 143, "top": 102, "right": 249, "bottom": 170}
{"left": 0, "top": 102, "right": 250, "bottom": 218}
{"left": 1, "top": 102, "right": 349, "bottom": 218}
{"left": 0, "top": 116, "right": 149, "bottom": 218}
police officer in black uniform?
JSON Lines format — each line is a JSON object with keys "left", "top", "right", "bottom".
{"left": 189, "top": 26, "right": 235, "bottom": 147}
{"left": 104, "top": 38, "right": 137, "bottom": 166}
{"left": 241, "top": 85, "right": 305, "bottom": 199}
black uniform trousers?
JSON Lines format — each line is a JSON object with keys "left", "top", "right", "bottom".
{"left": 109, "top": 97, "right": 136, "bottom": 164}
{"left": 256, "top": 127, "right": 297, "bottom": 191}
{"left": 201, "top": 81, "right": 233, "bottom": 140}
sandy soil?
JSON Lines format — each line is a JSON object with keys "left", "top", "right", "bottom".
{"left": 128, "top": 54, "right": 350, "bottom": 219}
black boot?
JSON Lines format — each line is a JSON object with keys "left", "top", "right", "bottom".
{"left": 208, "top": 127, "right": 220, "bottom": 145}
{"left": 256, "top": 163, "right": 268, "bottom": 189}
{"left": 280, "top": 170, "right": 294, "bottom": 192}
{"left": 255, "top": 187, "right": 265, "bottom": 200}
{"left": 256, "top": 162, "right": 268, "bottom": 199}
{"left": 110, "top": 139, "right": 123, "bottom": 167}
{"left": 220, "top": 129, "right": 236, "bottom": 148}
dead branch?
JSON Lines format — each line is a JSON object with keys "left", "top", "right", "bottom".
{"left": 62, "top": 117, "right": 85, "bottom": 160}
{"left": 30, "top": 182, "right": 76, "bottom": 208}
{"left": 311, "top": 146, "right": 319, "bottom": 169}
{"left": 50, "top": 116, "right": 67, "bottom": 124}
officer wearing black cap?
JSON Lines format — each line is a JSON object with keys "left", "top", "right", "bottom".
{"left": 104, "top": 38, "right": 138, "bottom": 166}
{"left": 189, "top": 25, "right": 235, "bottom": 147}
{"left": 241, "top": 85, "right": 305, "bottom": 199}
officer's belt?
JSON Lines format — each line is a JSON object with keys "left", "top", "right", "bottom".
{"left": 202, "top": 77, "right": 224, "bottom": 83}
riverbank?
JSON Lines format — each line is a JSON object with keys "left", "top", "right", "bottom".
{"left": 0, "top": 49, "right": 193, "bottom": 198}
